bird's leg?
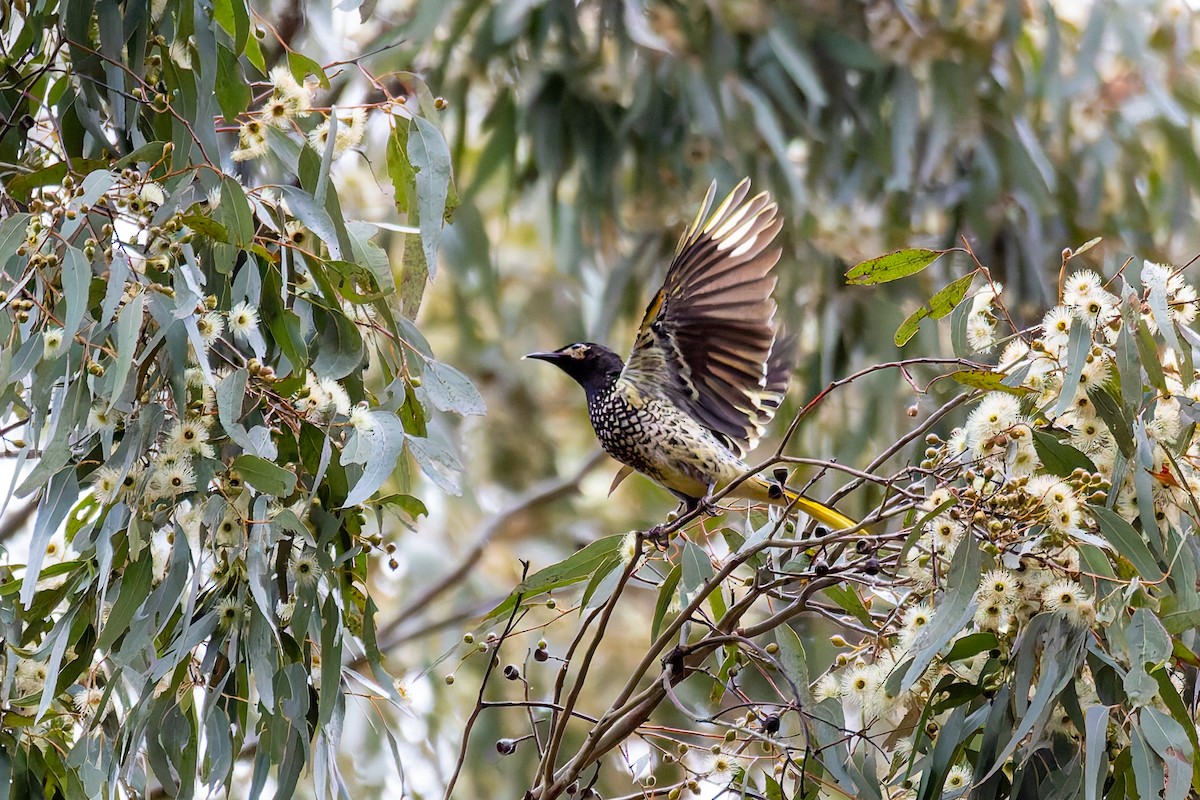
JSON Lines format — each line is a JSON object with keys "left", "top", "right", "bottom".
{"left": 648, "top": 486, "right": 720, "bottom": 547}
{"left": 695, "top": 481, "right": 720, "bottom": 516}
{"left": 648, "top": 493, "right": 694, "bottom": 548}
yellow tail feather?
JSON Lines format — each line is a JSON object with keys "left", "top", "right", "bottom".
{"left": 742, "top": 475, "right": 856, "bottom": 531}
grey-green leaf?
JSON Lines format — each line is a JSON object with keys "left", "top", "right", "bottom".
{"left": 60, "top": 246, "right": 90, "bottom": 337}
{"left": 1089, "top": 504, "right": 1164, "bottom": 582}
{"left": 404, "top": 432, "right": 463, "bottom": 496}
{"left": 1139, "top": 706, "right": 1194, "bottom": 800}
{"left": 342, "top": 411, "right": 407, "bottom": 507}
{"left": 421, "top": 359, "right": 486, "bottom": 416}
{"left": 408, "top": 115, "right": 453, "bottom": 277}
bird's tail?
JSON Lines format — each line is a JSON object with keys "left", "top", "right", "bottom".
{"left": 743, "top": 475, "right": 857, "bottom": 531}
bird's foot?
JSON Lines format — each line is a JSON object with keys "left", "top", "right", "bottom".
{"left": 767, "top": 468, "right": 789, "bottom": 501}
{"left": 678, "top": 483, "right": 720, "bottom": 518}
{"left": 646, "top": 524, "right": 673, "bottom": 550}
{"left": 694, "top": 482, "right": 720, "bottom": 517}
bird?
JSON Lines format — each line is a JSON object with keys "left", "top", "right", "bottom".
{"left": 526, "top": 179, "right": 854, "bottom": 532}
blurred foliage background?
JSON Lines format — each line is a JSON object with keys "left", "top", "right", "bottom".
{"left": 8, "top": 0, "right": 1200, "bottom": 797}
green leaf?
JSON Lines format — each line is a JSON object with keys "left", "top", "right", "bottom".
{"left": 1161, "top": 609, "right": 1200, "bottom": 635}
{"left": 421, "top": 359, "right": 486, "bottom": 416}
{"left": 95, "top": 553, "right": 153, "bottom": 652}
{"left": 1032, "top": 429, "right": 1097, "bottom": 477}
{"left": 773, "top": 623, "right": 812, "bottom": 703}
{"left": 1089, "top": 387, "right": 1135, "bottom": 457}
{"left": 845, "top": 248, "right": 944, "bottom": 285}
{"left": 650, "top": 564, "right": 682, "bottom": 641}
{"left": 373, "top": 493, "right": 428, "bottom": 520}
{"left": 59, "top": 246, "right": 90, "bottom": 338}
{"left": 217, "top": 369, "right": 255, "bottom": 453}
{"left": 894, "top": 307, "right": 931, "bottom": 347}
{"left": 179, "top": 213, "right": 229, "bottom": 243}
{"left": 346, "top": 221, "right": 396, "bottom": 294}
{"left": 1053, "top": 317, "right": 1091, "bottom": 416}
{"left": 928, "top": 274, "right": 977, "bottom": 317}
{"left": 483, "top": 534, "right": 627, "bottom": 622}
{"left": 386, "top": 123, "right": 415, "bottom": 214}
{"left": 893, "top": 538, "right": 982, "bottom": 692}
{"left": 5, "top": 161, "right": 107, "bottom": 204}
{"left": 399, "top": 232, "right": 428, "bottom": 320}
{"left": 1136, "top": 317, "right": 1168, "bottom": 394}
{"left": 220, "top": 176, "right": 254, "bottom": 248}
{"left": 943, "top": 632, "right": 999, "bottom": 663}
{"left": 266, "top": 309, "right": 307, "bottom": 374}
{"left": 980, "top": 617, "right": 1088, "bottom": 784}
{"left": 894, "top": 273, "right": 976, "bottom": 346}
{"left": 1089, "top": 504, "right": 1164, "bottom": 582}
{"left": 20, "top": 470, "right": 79, "bottom": 605}
{"left": 279, "top": 186, "right": 343, "bottom": 259}
{"left": 579, "top": 556, "right": 622, "bottom": 610}
{"left": 1150, "top": 668, "right": 1200, "bottom": 797}
{"left": 1123, "top": 610, "right": 1171, "bottom": 708}
{"left": 214, "top": 45, "right": 250, "bottom": 120}
{"left": 0, "top": 213, "right": 31, "bottom": 263}
{"left": 231, "top": 455, "right": 297, "bottom": 497}
{"left": 679, "top": 540, "right": 714, "bottom": 596}
{"left": 1131, "top": 728, "right": 1164, "bottom": 800}
{"left": 213, "top": 0, "right": 250, "bottom": 53}
{"left": 287, "top": 51, "right": 329, "bottom": 89}
{"left": 1127, "top": 608, "right": 1172, "bottom": 666}
{"left": 310, "top": 306, "right": 363, "bottom": 380}
{"left": 823, "top": 584, "right": 875, "bottom": 629}
{"left": 948, "top": 369, "right": 1031, "bottom": 395}
{"left": 408, "top": 115, "right": 454, "bottom": 277}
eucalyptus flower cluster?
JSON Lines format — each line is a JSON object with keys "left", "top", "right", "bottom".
{"left": 810, "top": 260, "right": 1200, "bottom": 796}
{"left": 232, "top": 66, "right": 367, "bottom": 162}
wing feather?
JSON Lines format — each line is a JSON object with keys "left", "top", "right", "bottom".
{"left": 621, "top": 179, "right": 793, "bottom": 456}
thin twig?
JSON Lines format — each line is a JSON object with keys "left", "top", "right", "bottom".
{"left": 442, "top": 563, "right": 529, "bottom": 800}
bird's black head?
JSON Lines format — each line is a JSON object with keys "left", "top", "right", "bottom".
{"left": 526, "top": 342, "right": 624, "bottom": 397}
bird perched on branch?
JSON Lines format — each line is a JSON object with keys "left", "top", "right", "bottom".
{"left": 527, "top": 179, "right": 854, "bottom": 532}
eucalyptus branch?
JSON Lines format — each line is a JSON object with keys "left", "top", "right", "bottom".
{"left": 442, "top": 564, "right": 529, "bottom": 800}
{"left": 776, "top": 358, "right": 983, "bottom": 456}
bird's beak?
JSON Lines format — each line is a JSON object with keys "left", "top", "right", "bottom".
{"left": 524, "top": 351, "right": 566, "bottom": 363}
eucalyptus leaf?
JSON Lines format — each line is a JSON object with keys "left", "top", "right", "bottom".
{"left": 403, "top": 432, "right": 463, "bottom": 496}
{"left": 408, "top": 115, "right": 453, "bottom": 276}
{"left": 420, "top": 359, "right": 486, "bottom": 416}
{"left": 232, "top": 454, "right": 298, "bottom": 497}
{"left": 483, "top": 534, "right": 627, "bottom": 622}
{"left": 846, "top": 248, "right": 944, "bottom": 285}
{"left": 341, "top": 411, "right": 407, "bottom": 507}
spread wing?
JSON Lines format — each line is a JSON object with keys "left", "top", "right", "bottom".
{"left": 620, "top": 179, "right": 791, "bottom": 457}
